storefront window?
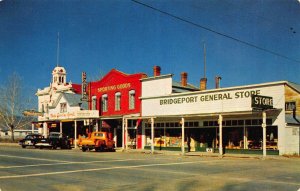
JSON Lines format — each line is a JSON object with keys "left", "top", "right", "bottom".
{"left": 127, "top": 129, "right": 136, "bottom": 149}
{"left": 102, "top": 94, "right": 108, "bottom": 112}
{"left": 115, "top": 92, "right": 121, "bottom": 111}
{"left": 129, "top": 90, "right": 135, "bottom": 110}
{"left": 223, "top": 127, "right": 243, "bottom": 149}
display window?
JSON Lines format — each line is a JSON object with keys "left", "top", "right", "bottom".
{"left": 127, "top": 129, "right": 136, "bottom": 149}
{"left": 144, "top": 119, "right": 278, "bottom": 152}
{"left": 145, "top": 128, "right": 183, "bottom": 148}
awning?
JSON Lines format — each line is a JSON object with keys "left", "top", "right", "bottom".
{"left": 286, "top": 114, "right": 300, "bottom": 126}
{"left": 129, "top": 109, "right": 282, "bottom": 121}
{"left": 100, "top": 116, "right": 123, "bottom": 120}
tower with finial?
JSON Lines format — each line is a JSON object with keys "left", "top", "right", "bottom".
{"left": 51, "top": 32, "right": 67, "bottom": 88}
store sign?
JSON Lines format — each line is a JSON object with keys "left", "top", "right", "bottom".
{"left": 160, "top": 90, "right": 261, "bottom": 105}
{"left": 50, "top": 112, "right": 75, "bottom": 119}
{"left": 75, "top": 110, "right": 99, "bottom": 118}
{"left": 82, "top": 72, "right": 88, "bottom": 101}
{"left": 97, "top": 83, "right": 131, "bottom": 93}
{"left": 49, "top": 110, "right": 99, "bottom": 120}
{"left": 251, "top": 95, "right": 273, "bottom": 110}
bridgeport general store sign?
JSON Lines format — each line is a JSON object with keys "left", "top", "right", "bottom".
{"left": 159, "top": 90, "right": 261, "bottom": 105}
{"left": 143, "top": 84, "right": 282, "bottom": 116}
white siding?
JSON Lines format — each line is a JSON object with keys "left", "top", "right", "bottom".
{"left": 142, "top": 75, "right": 172, "bottom": 97}
{"left": 48, "top": 95, "right": 81, "bottom": 120}
{"left": 284, "top": 126, "right": 300, "bottom": 155}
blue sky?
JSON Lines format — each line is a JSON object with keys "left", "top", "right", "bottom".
{"left": 0, "top": 0, "right": 300, "bottom": 106}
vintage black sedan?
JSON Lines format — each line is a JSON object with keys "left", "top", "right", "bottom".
{"left": 35, "top": 132, "right": 71, "bottom": 149}
{"left": 19, "top": 134, "right": 44, "bottom": 148}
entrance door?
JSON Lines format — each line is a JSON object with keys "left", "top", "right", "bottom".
{"left": 116, "top": 128, "right": 122, "bottom": 147}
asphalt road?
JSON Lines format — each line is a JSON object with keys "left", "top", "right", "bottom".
{"left": 0, "top": 145, "right": 299, "bottom": 191}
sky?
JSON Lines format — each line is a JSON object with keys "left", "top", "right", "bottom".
{"left": 0, "top": 0, "right": 300, "bottom": 108}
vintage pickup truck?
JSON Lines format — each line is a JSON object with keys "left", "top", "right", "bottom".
{"left": 77, "top": 131, "right": 115, "bottom": 152}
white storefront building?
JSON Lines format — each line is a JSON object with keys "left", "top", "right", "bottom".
{"left": 139, "top": 74, "right": 300, "bottom": 156}
{"left": 36, "top": 66, "right": 98, "bottom": 147}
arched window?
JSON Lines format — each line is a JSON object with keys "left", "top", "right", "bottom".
{"left": 115, "top": 92, "right": 121, "bottom": 111}
{"left": 129, "top": 90, "right": 135, "bottom": 110}
{"left": 102, "top": 94, "right": 108, "bottom": 112}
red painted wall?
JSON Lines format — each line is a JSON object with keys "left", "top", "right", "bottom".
{"left": 89, "top": 69, "right": 147, "bottom": 116}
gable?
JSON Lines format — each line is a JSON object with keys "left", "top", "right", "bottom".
{"left": 49, "top": 93, "right": 87, "bottom": 110}
{"left": 90, "top": 69, "right": 147, "bottom": 88}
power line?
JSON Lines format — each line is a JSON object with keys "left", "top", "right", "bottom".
{"left": 131, "top": 0, "right": 300, "bottom": 64}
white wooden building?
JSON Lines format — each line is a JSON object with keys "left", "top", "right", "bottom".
{"left": 138, "top": 73, "right": 300, "bottom": 156}
{"left": 35, "top": 66, "right": 99, "bottom": 147}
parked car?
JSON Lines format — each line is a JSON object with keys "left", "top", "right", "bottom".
{"left": 19, "top": 134, "right": 44, "bottom": 148}
{"left": 35, "top": 132, "right": 71, "bottom": 149}
{"left": 78, "top": 131, "right": 115, "bottom": 152}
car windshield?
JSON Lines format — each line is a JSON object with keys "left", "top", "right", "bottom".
{"left": 25, "top": 135, "right": 41, "bottom": 139}
{"left": 25, "top": 135, "right": 33, "bottom": 139}
{"left": 95, "top": 133, "right": 104, "bottom": 137}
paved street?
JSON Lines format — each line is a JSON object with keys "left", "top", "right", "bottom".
{"left": 0, "top": 145, "right": 299, "bottom": 191}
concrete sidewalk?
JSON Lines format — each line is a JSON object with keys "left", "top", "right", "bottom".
{"left": 1, "top": 143, "right": 295, "bottom": 160}
{"left": 121, "top": 148, "right": 291, "bottom": 160}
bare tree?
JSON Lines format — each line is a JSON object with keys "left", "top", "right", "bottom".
{"left": 0, "top": 72, "right": 35, "bottom": 141}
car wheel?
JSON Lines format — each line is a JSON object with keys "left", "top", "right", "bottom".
{"left": 22, "top": 145, "right": 26, "bottom": 148}
{"left": 99, "top": 145, "right": 105, "bottom": 152}
{"left": 82, "top": 147, "right": 87, "bottom": 152}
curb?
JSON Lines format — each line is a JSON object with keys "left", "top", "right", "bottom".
{"left": 122, "top": 149, "right": 290, "bottom": 160}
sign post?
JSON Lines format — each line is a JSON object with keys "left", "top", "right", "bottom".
{"left": 218, "top": 115, "right": 223, "bottom": 157}
{"left": 251, "top": 95, "right": 273, "bottom": 159}
{"left": 181, "top": 117, "right": 185, "bottom": 155}
{"left": 262, "top": 111, "right": 267, "bottom": 158}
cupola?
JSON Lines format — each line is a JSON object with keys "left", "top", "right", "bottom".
{"left": 52, "top": 66, "right": 67, "bottom": 85}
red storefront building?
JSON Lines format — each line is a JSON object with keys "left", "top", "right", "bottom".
{"left": 89, "top": 69, "right": 147, "bottom": 148}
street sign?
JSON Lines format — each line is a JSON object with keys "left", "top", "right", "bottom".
{"left": 251, "top": 95, "right": 273, "bottom": 110}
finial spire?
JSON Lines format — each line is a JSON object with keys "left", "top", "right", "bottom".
{"left": 56, "top": 32, "right": 60, "bottom": 67}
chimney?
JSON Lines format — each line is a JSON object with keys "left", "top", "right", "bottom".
{"left": 153, "top": 66, "right": 161, "bottom": 77}
{"left": 215, "top": 76, "right": 222, "bottom": 89}
{"left": 181, "top": 72, "right": 188, "bottom": 87}
{"left": 200, "top": 78, "right": 207, "bottom": 91}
